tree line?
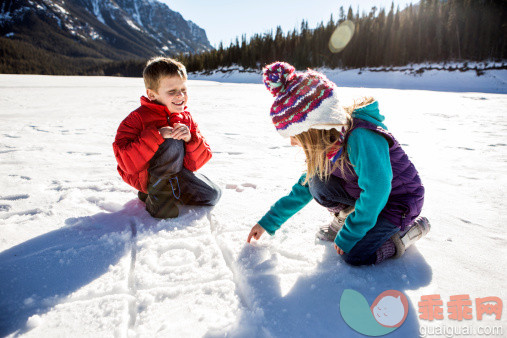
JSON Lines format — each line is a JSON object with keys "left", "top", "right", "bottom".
{"left": 177, "top": 0, "right": 506, "bottom": 72}
{"left": 2, "top": 0, "right": 505, "bottom": 75}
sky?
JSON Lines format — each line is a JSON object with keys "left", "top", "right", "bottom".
{"left": 161, "top": 0, "right": 418, "bottom": 48}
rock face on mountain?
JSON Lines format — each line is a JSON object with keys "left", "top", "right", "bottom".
{"left": 0, "top": 0, "right": 212, "bottom": 63}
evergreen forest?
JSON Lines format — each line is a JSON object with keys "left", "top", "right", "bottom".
{"left": 1, "top": 0, "right": 505, "bottom": 75}
{"left": 178, "top": 0, "right": 506, "bottom": 73}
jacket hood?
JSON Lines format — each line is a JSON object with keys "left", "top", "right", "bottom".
{"left": 351, "top": 101, "right": 387, "bottom": 130}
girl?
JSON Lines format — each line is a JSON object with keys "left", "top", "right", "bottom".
{"left": 247, "top": 62, "right": 430, "bottom": 266}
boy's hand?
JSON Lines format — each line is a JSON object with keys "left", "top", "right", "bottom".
{"left": 171, "top": 123, "right": 191, "bottom": 142}
{"left": 158, "top": 126, "right": 174, "bottom": 139}
{"left": 334, "top": 243, "right": 345, "bottom": 255}
{"left": 247, "top": 224, "right": 265, "bottom": 243}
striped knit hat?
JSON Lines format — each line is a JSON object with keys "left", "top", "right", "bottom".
{"left": 263, "top": 62, "right": 348, "bottom": 138}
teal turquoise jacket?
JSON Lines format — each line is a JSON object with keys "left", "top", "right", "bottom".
{"left": 257, "top": 101, "right": 393, "bottom": 253}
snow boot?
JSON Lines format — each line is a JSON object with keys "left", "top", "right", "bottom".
{"left": 316, "top": 206, "right": 355, "bottom": 241}
{"left": 375, "top": 238, "right": 397, "bottom": 264}
{"left": 391, "top": 216, "right": 431, "bottom": 258}
{"left": 138, "top": 191, "right": 148, "bottom": 203}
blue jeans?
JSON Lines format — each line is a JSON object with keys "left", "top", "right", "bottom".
{"left": 309, "top": 174, "right": 399, "bottom": 266}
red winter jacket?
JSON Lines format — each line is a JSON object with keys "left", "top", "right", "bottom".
{"left": 113, "top": 96, "right": 212, "bottom": 193}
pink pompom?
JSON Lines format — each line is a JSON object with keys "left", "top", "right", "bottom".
{"left": 262, "top": 62, "right": 297, "bottom": 96}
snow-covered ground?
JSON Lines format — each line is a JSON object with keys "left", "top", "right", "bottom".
{"left": 0, "top": 73, "right": 506, "bottom": 337}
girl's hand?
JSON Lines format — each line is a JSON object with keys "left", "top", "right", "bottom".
{"left": 247, "top": 224, "right": 265, "bottom": 243}
{"left": 334, "top": 243, "right": 345, "bottom": 255}
{"left": 170, "top": 123, "right": 191, "bottom": 142}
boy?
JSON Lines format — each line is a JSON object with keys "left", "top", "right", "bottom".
{"left": 113, "top": 57, "right": 221, "bottom": 218}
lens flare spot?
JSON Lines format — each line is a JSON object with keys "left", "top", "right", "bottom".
{"left": 329, "top": 20, "right": 355, "bottom": 53}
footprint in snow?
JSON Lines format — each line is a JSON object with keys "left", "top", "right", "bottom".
{"left": 29, "top": 125, "right": 50, "bottom": 133}
{"left": 67, "top": 151, "right": 101, "bottom": 156}
{"left": 0, "top": 204, "right": 11, "bottom": 212}
{"left": 0, "top": 208, "right": 43, "bottom": 220}
{"left": 0, "top": 194, "right": 29, "bottom": 201}
{"left": 214, "top": 151, "right": 243, "bottom": 155}
{"left": 225, "top": 183, "right": 257, "bottom": 192}
{"left": 3, "top": 134, "right": 21, "bottom": 138}
{"left": 8, "top": 174, "right": 31, "bottom": 181}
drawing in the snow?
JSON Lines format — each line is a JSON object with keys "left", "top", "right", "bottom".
{"left": 0, "top": 70, "right": 506, "bottom": 337}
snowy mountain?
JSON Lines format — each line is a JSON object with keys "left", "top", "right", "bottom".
{"left": 0, "top": 0, "right": 212, "bottom": 67}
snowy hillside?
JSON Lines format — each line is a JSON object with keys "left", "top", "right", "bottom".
{"left": 0, "top": 73, "right": 506, "bottom": 337}
{"left": 0, "top": 0, "right": 211, "bottom": 59}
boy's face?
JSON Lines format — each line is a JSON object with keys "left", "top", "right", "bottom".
{"left": 147, "top": 75, "right": 188, "bottom": 113}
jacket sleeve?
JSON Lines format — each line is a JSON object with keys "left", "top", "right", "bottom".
{"left": 183, "top": 118, "right": 212, "bottom": 171}
{"left": 113, "top": 111, "right": 165, "bottom": 174}
{"left": 334, "top": 128, "right": 393, "bottom": 253}
{"left": 257, "top": 173, "right": 314, "bottom": 235}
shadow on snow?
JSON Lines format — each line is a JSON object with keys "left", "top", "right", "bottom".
{"left": 208, "top": 241, "right": 432, "bottom": 337}
{"left": 0, "top": 198, "right": 432, "bottom": 337}
{"left": 0, "top": 199, "right": 208, "bottom": 336}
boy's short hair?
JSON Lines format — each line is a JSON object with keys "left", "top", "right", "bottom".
{"left": 143, "top": 57, "right": 187, "bottom": 91}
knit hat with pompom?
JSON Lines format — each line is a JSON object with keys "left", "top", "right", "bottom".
{"left": 263, "top": 62, "right": 348, "bottom": 138}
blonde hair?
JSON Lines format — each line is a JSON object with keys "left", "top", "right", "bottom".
{"left": 143, "top": 57, "right": 187, "bottom": 91}
{"left": 297, "top": 96, "right": 375, "bottom": 184}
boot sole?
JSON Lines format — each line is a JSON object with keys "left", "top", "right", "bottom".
{"left": 401, "top": 217, "right": 431, "bottom": 247}
{"left": 393, "top": 216, "right": 431, "bottom": 258}
{"left": 316, "top": 228, "right": 338, "bottom": 242}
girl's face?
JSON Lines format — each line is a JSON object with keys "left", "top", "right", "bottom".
{"left": 290, "top": 136, "right": 302, "bottom": 147}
